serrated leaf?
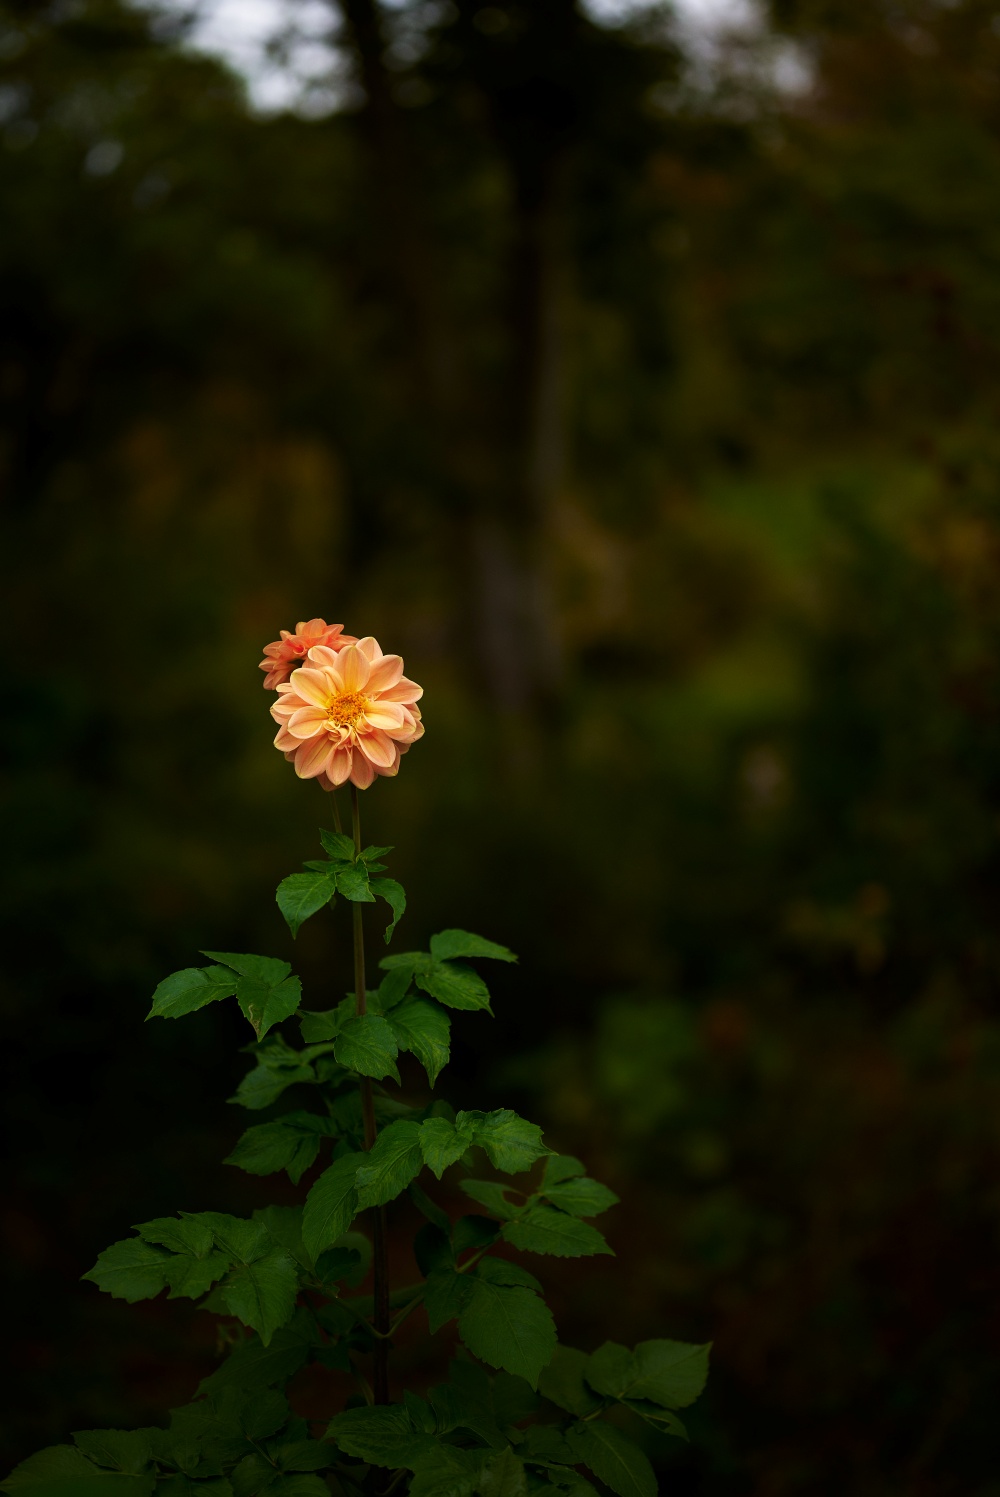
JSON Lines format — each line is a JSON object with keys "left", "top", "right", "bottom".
{"left": 266, "top": 1478, "right": 328, "bottom": 1497}
{"left": 424, "top": 1267, "right": 469, "bottom": 1333}
{"left": 478, "top": 1447, "right": 527, "bottom": 1497}
{"left": 157, "top": 1478, "right": 234, "bottom": 1497}
{"left": 459, "top": 1181, "right": 521, "bottom": 1220}
{"left": 272, "top": 1440, "right": 332, "bottom": 1473}
{"left": 326, "top": 1406, "right": 435, "bottom": 1468}
{"left": 465, "top": 1111, "right": 548, "bottom": 1174}
{"left": 359, "top": 843, "right": 393, "bottom": 862}
{"left": 136, "top": 1216, "right": 214, "bottom": 1256}
{"left": 542, "top": 1178, "right": 619, "bottom": 1219}
{"left": 419, "top": 1117, "right": 473, "bottom": 1178}
{"left": 230, "top": 1038, "right": 317, "bottom": 1112}
{"left": 251, "top": 1206, "right": 312, "bottom": 1271}
{"left": 542, "top": 1155, "right": 586, "bottom": 1187}
{"left": 0, "top": 1446, "right": 105, "bottom": 1494}
{"left": 236, "top": 974, "right": 303, "bottom": 1042}
{"left": 429, "top": 931, "right": 518, "bottom": 964}
{"left": 519, "top": 1426, "right": 574, "bottom": 1465}
{"left": 453, "top": 1215, "right": 501, "bottom": 1254}
{"left": 502, "top": 1208, "right": 612, "bottom": 1259}
{"left": 355, "top": 1120, "right": 424, "bottom": 1207}
{"left": 199, "top": 1311, "right": 318, "bottom": 1394}
{"left": 82, "top": 1238, "right": 170, "bottom": 1302}
{"left": 148, "top": 965, "right": 237, "bottom": 1021}
{"left": 298, "top": 998, "right": 354, "bottom": 1044}
{"left": 333, "top": 1013, "right": 400, "bottom": 1081}
{"left": 376, "top": 965, "right": 414, "bottom": 1011}
{"left": 276, "top": 872, "right": 338, "bottom": 938}
{"left": 335, "top": 865, "right": 375, "bottom": 903}
{"left": 225, "top": 1112, "right": 336, "bottom": 1185}
{"left": 475, "top": 1257, "right": 542, "bottom": 1294}
{"left": 319, "top": 829, "right": 356, "bottom": 862}
{"left": 219, "top": 1252, "right": 301, "bottom": 1346}
{"left": 71, "top": 1431, "right": 154, "bottom": 1474}
{"left": 302, "top": 1153, "right": 362, "bottom": 1261}
{"left": 428, "top": 1361, "right": 506, "bottom": 1450}
{"left": 228, "top": 1452, "right": 273, "bottom": 1497}
{"left": 203, "top": 953, "right": 291, "bottom": 985}
{"left": 416, "top": 961, "right": 492, "bottom": 1013}
{"left": 457, "top": 1279, "right": 556, "bottom": 1389}
{"left": 388, "top": 996, "right": 451, "bottom": 1086}
{"left": 537, "top": 1346, "right": 603, "bottom": 1417}
{"left": 491, "top": 1371, "right": 541, "bottom": 1427}
{"left": 621, "top": 1402, "right": 689, "bottom": 1439}
{"left": 564, "top": 1422, "right": 656, "bottom": 1497}
{"left": 583, "top": 1343, "right": 634, "bottom": 1400}
{"left": 620, "top": 1340, "right": 711, "bottom": 1410}
{"left": 371, "top": 877, "right": 406, "bottom": 943}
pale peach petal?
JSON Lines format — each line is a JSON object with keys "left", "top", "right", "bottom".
{"left": 366, "top": 654, "right": 404, "bottom": 694}
{"left": 294, "top": 734, "right": 334, "bottom": 779}
{"left": 306, "top": 645, "right": 343, "bottom": 670}
{"left": 356, "top": 637, "right": 383, "bottom": 662}
{"left": 355, "top": 727, "right": 396, "bottom": 768}
{"left": 289, "top": 667, "right": 335, "bottom": 708}
{"left": 376, "top": 675, "right": 423, "bottom": 704}
{"left": 286, "top": 705, "right": 329, "bottom": 738}
{"left": 362, "top": 701, "right": 406, "bottom": 732}
{"left": 274, "top": 725, "right": 298, "bottom": 751}
{"left": 349, "top": 751, "right": 376, "bottom": 789}
{"left": 333, "top": 645, "right": 371, "bottom": 694}
{"left": 326, "top": 745, "right": 354, "bottom": 785}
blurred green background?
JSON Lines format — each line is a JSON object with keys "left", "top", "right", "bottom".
{"left": 3, "top": 0, "right": 1000, "bottom": 1491}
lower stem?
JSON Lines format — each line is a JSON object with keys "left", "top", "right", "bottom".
{"left": 351, "top": 784, "right": 391, "bottom": 1407}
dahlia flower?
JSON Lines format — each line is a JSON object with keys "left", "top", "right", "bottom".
{"left": 259, "top": 618, "right": 356, "bottom": 690}
{"left": 271, "top": 637, "right": 424, "bottom": 791}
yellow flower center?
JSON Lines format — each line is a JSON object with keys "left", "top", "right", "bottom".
{"left": 326, "top": 690, "right": 370, "bottom": 729}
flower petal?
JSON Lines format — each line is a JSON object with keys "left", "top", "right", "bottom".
{"left": 287, "top": 705, "right": 329, "bottom": 738}
{"left": 349, "top": 751, "right": 376, "bottom": 789}
{"left": 356, "top": 727, "right": 396, "bottom": 768}
{"left": 363, "top": 701, "right": 406, "bottom": 732}
{"left": 289, "top": 667, "right": 335, "bottom": 708}
{"left": 356, "top": 636, "right": 383, "bottom": 662}
{"left": 326, "top": 745, "right": 353, "bottom": 785}
{"left": 334, "top": 645, "right": 371, "bottom": 693}
{"left": 366, "top": 654, "right": 404, "bottom": 694}
{"left": 294, "top": 734, "right": 334, "bottom": 779}
{"left": 376, "top": 675, "right": 423, "bottom": 704}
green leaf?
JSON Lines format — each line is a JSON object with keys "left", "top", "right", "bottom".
{"left": 355, "top": 1120, "right": 424, "bottom": 1208}
{"left": 587, "top": 1339, "right": 710, "bottom": 1410}
{"left": 564, "top": 1422, "right": 656, "bottom": 1497}
{"left": 459, "top": 1182, "right": 521, "bottom": 1221}
{"left": 490, "top": 1372, "right": 541, "bottom": 1427}
{"left": 475, "top": 1257, "right": 542, "bottom": 1294}
{"left": 230, "top": 1038, "right": 318, "bottom": 1112}
{"left": 429, "top": 931, "right": 518, "bottom": 964}
{"left": 326, "top": 1407, "right": 435, "bottom": 1468}
{"left": 276, "top": 872, "right": 338, "bottom": 938}
{"left": 319, "top": 829, "right": 356, "bottom": 862}
{"left": 359, "top": 843, "right": 393, "bottom": 862}
{"left": 376, "top": 965, "right": 414, "bottom": 1011}
{"left": 457, "top": 1279, "right": 556, "bottom": 1390}
{"left": 519, "top": 1426, "right": 574, "bottom": 1465}
{"left": 301, "top": 1153, "right": 362, "bottom": 1261}
{"left": 228, "top": 1453, "right": 273, "bottom": 1497}
{"left": 218, "top": 1253, "right": 300, "bottom": 1346}
{"left": 416, "top": 961, "right": 492, "bottom": 1013}
{"left": 225, "top": 1112, "right": 336, "bottom": 1185}
{"left": 419, "top": 1117, "right": 473, "bottom": 1179}
{"left": 542, "top": 1155, "right": 586, "bottom": 1187}
{"left": 82, "top": 1238, "right": 169, "bottom": 1302}
{"left": 199, "top": 1311, "right": 318, "bottom": 1394}
{"left": 542, "top": 1178, "right": 619, "bottom": 1219}
{"left": 371, "top": 877, "right": 406, "bottom": 943}
{"left": 502, "top": 1207, "right": 612, "bottom": 1259}
{"left": 266, "top": 1479, "right": 328, "bottom": 1497}
{"left": 203, "top": 953, "right": 291, "bottom": 984}
{"left": 453, "top": 1216, "right": 501, "bottom": 1254}
{"left": 424, "top": 1267, "right": 469, "bottom": 1333}
{"left": 71, "top": 1431, "right": 154, "bottom": 1474}
{"left": 235, "top": 975, "right": 303, "bottom": 1042}
{"left": 537, "top": 1347, "right": 603, "bottom": 1417}
{"left": 251, "top": 1206, "right": 312, "bottom": 1271}
{"left": 148, "top": 965, "right": 237, "bottom": 1021}
{"left": 388, "top": 997, "right": 451, "bottom": 1086}
{"left": 132, "top": 1216, "right": 231, "bottom": 1301}
{"left": 335, "top": 865, "right": 375, "bottom": 903}
{"left": 333, "top": 1013, "right": 400, "bottom": 1081}
{"left": 621, "top": 1403, "right": 689, "bottom": 1440}
{"left": 478, "top": 1447, "right": 527, "bottom": 1497}
{"left": 0, "top": 1446, "right": 105, "bottom": 1494}
{"left": 428, "top": 1361, "right": 506, "bottom": 1450}
{"left": 407, "top": 1448, "right": 482, "bottom": 1497}
{"left": 465, "top": 1111, "right": 548, "bottom": 1174}
{"left": 272, "top": 1439, "right": 334, "bottom": 1473}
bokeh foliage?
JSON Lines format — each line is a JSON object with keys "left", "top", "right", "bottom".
{"left": 3, "top": 0, "right": 1000, "bottom": 1492}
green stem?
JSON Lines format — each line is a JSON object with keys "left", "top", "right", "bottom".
{"left": 330, "top": 788, "right": 344, "bottom": 836}
{"left": 351, "top": 783, "right": 391, "bottom": 1406}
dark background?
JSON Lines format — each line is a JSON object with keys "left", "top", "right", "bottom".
{"left": 3, "top": 0, "right": 1000, "bottom": 1492}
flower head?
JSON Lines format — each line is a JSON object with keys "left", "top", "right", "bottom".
{"left": 259, "top": 618, "right": 356, "bottom": 690}
{"left": 271, "top": 636, "right": 424, "bottom": 791}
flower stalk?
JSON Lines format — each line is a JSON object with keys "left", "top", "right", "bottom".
{"left": 352, "top": 784, "right": 391, "bottom": 1406}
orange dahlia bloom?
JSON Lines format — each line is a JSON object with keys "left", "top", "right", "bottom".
{"left": 270, "top": 637, "right": 424, "bottom": 791}
{"left": 259, "top": 618, "right": 356, "bottom": 690}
